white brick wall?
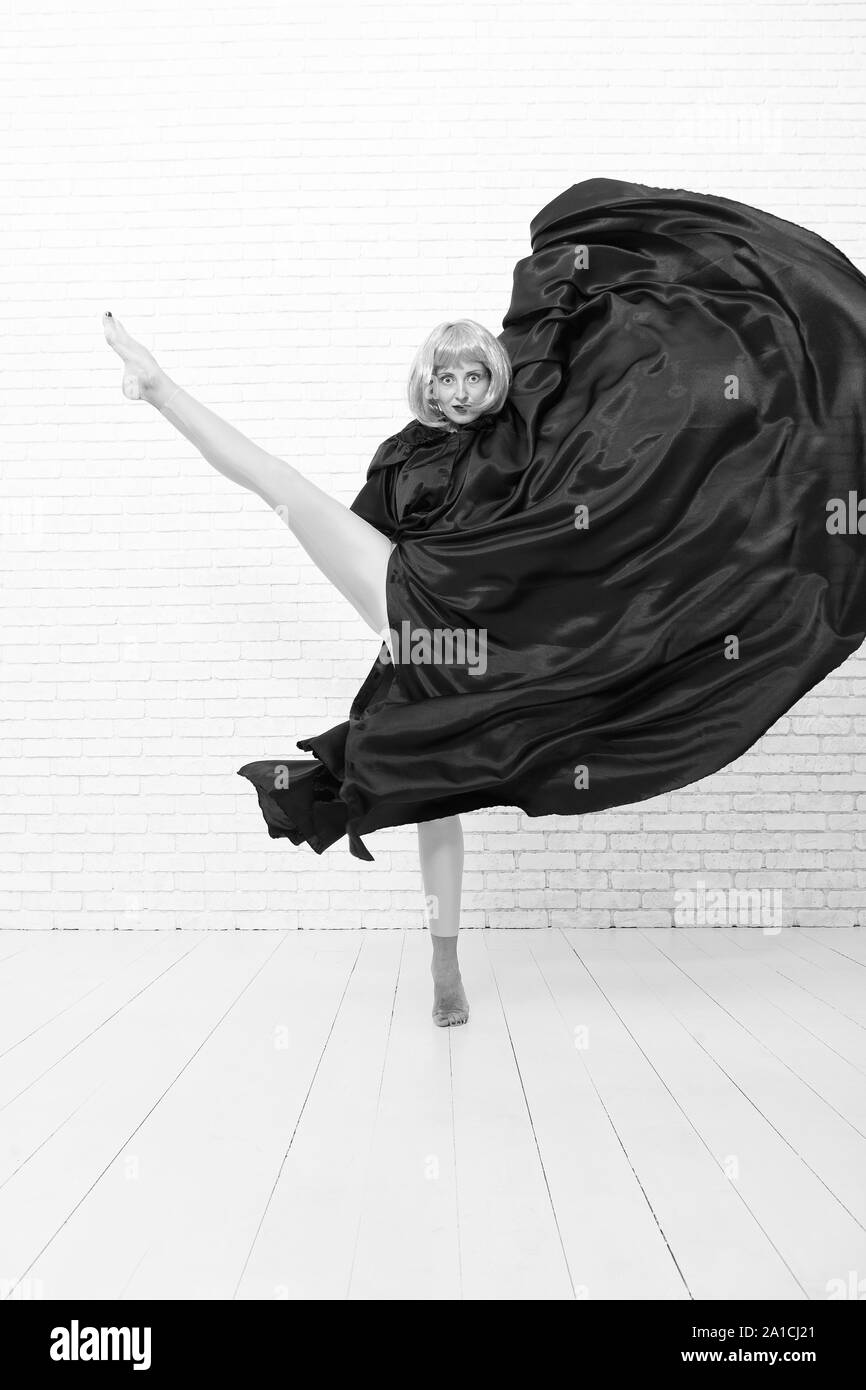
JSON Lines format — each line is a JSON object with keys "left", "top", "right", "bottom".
{"left": 2, "top": 0, "right": 865, "bottom": 929}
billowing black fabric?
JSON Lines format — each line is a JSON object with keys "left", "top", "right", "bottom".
{"left": 238, "top": 177, "right": 866, "bottom": 860}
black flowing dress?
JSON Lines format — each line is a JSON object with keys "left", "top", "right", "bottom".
{"left": 238, "top": 177, "right": 866, "bottom": 861}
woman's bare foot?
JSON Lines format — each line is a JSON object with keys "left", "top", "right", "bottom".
{"left": 430, "top": 934, "right": 470, "bottom": 1027}
{"left": 102, "top": 311, "right": 175, "bottom": 406}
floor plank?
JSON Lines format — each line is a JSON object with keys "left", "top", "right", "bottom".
{"left": 713, "top": 930, "right": 866, "bottom": 1026}
{"left": 346, "top": 931, "right": 459, "bottom": 1300}
{"left": 450, "top": 931, "right": 575, "bottom": 1300}
{"left": 679, "top": 929, "right": 866, "bottom": 1073}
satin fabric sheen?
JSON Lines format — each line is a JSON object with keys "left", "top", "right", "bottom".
{"left": 238, "top": 178, "right": 866, "bottom": 861}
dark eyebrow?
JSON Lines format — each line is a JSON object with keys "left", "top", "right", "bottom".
{"left": 434, "top": 364, "right": 487, "bottom": 376}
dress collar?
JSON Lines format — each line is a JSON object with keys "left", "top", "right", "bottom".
{"left": 389, "top": 410, "right": 498, "bottom": 462}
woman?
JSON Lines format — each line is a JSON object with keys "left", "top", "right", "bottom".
{"left": 104, "top": 177, "right": 866, "bottom": 1028}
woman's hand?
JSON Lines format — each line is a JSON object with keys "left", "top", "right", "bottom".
{"left": 102, "top": 311, "right": 178, "bottom": 408}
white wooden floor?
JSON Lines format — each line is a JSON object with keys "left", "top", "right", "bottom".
{"left": 1, "top": 926, "right": 865, "bottom": 1301}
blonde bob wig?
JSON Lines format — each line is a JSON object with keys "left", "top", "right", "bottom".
{"left": 407, "top": 319, "right": 512, "bottom": 429}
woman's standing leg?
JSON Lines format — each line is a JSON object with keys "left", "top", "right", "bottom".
{"left": 417, "top": 815, "right": 469, "bottom": 1026}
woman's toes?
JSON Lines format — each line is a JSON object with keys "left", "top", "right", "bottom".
{"left": 102, "top": 311, "right": 123, "bottom": 350}
{"left": 102, "top": 313, "right": 162, "bottom": 401}
{"left": 433, "top": 1007, "right": 469, "bottom": 1026}
{"left": 103, "top": 311, "right": 138, "bottom": 358}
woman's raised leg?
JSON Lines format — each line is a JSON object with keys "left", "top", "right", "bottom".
{"left": 102, "top": 312, "right": 393, "bottom": 641}
{"left": 418, "top": 815, "right": 469, "bottom": 1027}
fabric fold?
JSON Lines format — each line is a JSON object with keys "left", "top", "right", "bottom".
{"left": 238, "top": 178, "right": 866, "bottom": 860}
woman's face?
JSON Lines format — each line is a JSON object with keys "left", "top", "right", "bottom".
{"left": 431, "top": 358, "right": 491, "bottom": 424}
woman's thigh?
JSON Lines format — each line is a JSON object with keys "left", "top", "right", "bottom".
{"left": 278, "top": 474, "right": 395, "bottom": 639}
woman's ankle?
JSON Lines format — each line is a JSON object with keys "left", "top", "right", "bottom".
{"left": 150, "top": 374, "right": 182, "bottom": 412}
{"left": 430, "top": 932, "right": 459, "bottom": 954}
